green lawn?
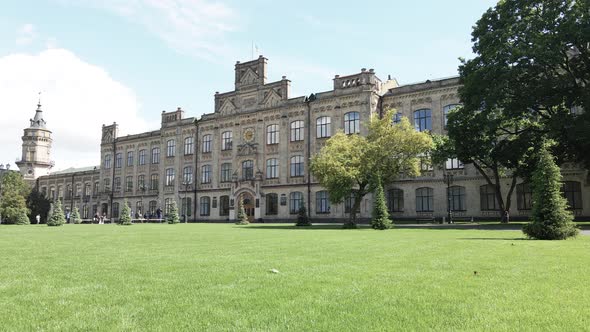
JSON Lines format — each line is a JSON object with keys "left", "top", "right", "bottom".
{"left": 1, "top": 224, "right": 588, "bottom": 331}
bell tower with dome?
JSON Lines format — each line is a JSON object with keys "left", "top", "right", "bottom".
{"left": 16, "top": 98, "right": 54, "bottom": 182}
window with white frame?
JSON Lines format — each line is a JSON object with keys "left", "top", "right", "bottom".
{"left": 266, "top": 124, "right": 279, "bottom": 145}
{"left": 202, "top": 134, "right": 212, "bottom": 153}
{"left": 290, "top": 120, "right": 304, "bottom": 142}
{"left": 166, "top": 139, "right": 176, "bottom": 157}
{"left": 220, "top": 163, "right": 232, "bottom": 182}
{"left": 221, "top": 131, "right": 232, "bottom": 150}
{"left": 184, "top": 137, "right": 193, "bottom": 155}
{"left": 290, "top": 155, "right": 304, "bottom": 177}
{"left": 316, "top": 116, "right": 331, "bottom": 138}
{"left": 201, "top": 165, "right": 211, "bottom": 183}
{"left": 413, "top": 109, "right": 432, "bottom": 132}
{"left": 266, "top": 158, "right": 279, "bottom": 179}
{"left": 344, "top": 112, "right": 360, "bottom": 134}
{"left": 165, "top": 168, "right": 175, "bottom": 186}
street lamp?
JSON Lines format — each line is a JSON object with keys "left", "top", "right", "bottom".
{"left": 443, "top": 173, "right": 454, "bottom": 224}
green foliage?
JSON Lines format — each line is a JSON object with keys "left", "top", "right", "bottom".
{"left": 0, "top": 172, "right": 30, "bottom": 225}
{"left": 523, "top": 144, "right": 578, "bottom": 240}
{"left": 27, "top": 188, "right": 51, "bottom": 224}
{"left": 371, "top": 176, "right": 392, "bottom": 230}
{"left": 295, "top": 202, "right": 311, "bottom": 227}
{"left": 119, "top": 201, "right": 133, "bottom": 225}
{"left": 165, "top": 200, "right": 180, "bottom": 224}
{"left": 460, "top": 0, "right": 590, "bottom": 168}
{"left": 311, "top": 110, "right": 432, "bottom": 227}
{"left": 235, "top": 197, "right": 249, "bottom": 225}
{"left": 47, "top": 200, "right": 65, "bottom": 227}
{"left": 70, "top": 207, "right": 82, "bottom": 224}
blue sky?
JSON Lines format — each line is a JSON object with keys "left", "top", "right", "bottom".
{"left": 0, "top": 0, "right": 497, "bottom": 170}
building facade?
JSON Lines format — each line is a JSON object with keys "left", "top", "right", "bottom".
{"left": 33, "top": 56, "right": 590, "bottom": 222}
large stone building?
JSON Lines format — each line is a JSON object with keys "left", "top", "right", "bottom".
{"left": 31, "top": 56, "right": 589, "bottom": 222}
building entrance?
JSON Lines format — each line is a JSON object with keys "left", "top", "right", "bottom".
{"left": 240, "top": 192, "right": 255, "bottom": 221}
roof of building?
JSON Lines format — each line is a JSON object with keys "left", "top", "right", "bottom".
{"left": 50, "top": 165, "right": 100, "bottom": 175}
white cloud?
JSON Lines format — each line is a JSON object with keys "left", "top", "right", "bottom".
{"left": 0, "top": 48, "right": 148, "bottom": 171}
{"left": 59, "top": 0, "right": 239, "bottom": 61}
{"left": 16, "top": 23, "right": 36, "bottom": 46}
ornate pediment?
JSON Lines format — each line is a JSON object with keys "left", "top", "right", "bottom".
{"left": 219, "top": 99, "right": 237, "bottom": 115}
{"left": 262, "top": 89, "right": 282, "bottom": 108}
{"left": 237, "top": 142, "right": 258, "bottom": 156}
{"left": 240, "top": 68, "right": 259, "bottom": 85}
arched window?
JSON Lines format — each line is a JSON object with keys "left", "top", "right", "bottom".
{"left": 200, "top": 196, "right": 211, "bottom": 216}
{"left": 392, "top": 112, "right": 402, "bottom": 124}
{"left": 219, "top": 195, "right": 230, "bottom": 216}
{"left": 316, "top": 116, "right": 331, "bottom": 138}
{"left": 443, "top": 104, "right": 461, "bottom": 128}
{"left": 448, "top": 186, "right": 466, "bottom": 211}
{"left": 562, "top": 181, "right": 582, "bottom": 210}
{"left": 266, "top": 124, "right": 279, "bottom": 145}
{"left": 316, "top": 191, "right": 330, "bottom": 214}
{"left": 166, "top": 139, "right": 176, "bottom": 157}
{"left": 266, "top": 193, "right": 278, "bottom": 215}
{"left": 416, "top": 187, "right": 433, "bottom": 212}
{"left": 202, "top": 134, "right": 212, "bottom": 153}
{"left": 221, "top": 131, "right": 233, "bottom": 150}
{"left": 289, "top": 192, "right": 303, "bottom": 214}
{"left": 290, "top": 120, "right": 304, "bottom": 142}
{"left": 388, "top": 188, "right": 404, "bottom": 212}
{"left": 201, "top": 165, "right": 211, "bottom": 183}
{"left": 344, "top": 112, "right": 360, "bottom": 134}
{"left": 220, "top": 163, "right": 232, "bottom": 182}
{"left": 480, "top": 184, "right": 498, "bottom": 211}
{"left": 413, "top": 109, "right": 432, "bottom": 132}
{"left": 517, "top": 183, "right": 533, "bottom": 210}
{"left": 184, "top": 137, "right": 194, "bottom": 155}
{"left": 266, "top": 158, "right": 279, "bottom": 179}
{"left": 290, "top": 155, "right": 304, "bottom": 177}
{"left": 242, "top": 160, "right": 254, "bottom": 180}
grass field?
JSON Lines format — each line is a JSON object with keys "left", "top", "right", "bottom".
{"left": 1, "top": 224, "right": 588, "bottom": 331}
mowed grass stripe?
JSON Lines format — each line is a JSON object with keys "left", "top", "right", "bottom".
{"left": 0, "top": 224, "right": 588, "bottom": 331}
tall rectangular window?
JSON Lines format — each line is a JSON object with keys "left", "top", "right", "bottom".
{"left": 221, "top": 131, "right": 232, "bottom": 150}
{"left": 242, "top": 160, "right": 254, "bottom": 180}
{"left": 200, "top": 197, "right": 211, "bottom": 216}
{"left": 267, "top": 124, "right": 279, "bottom": 145}
{"left": 290, "top": 120, "right": 304, "bottom": 142}
{"left": 137, "top": 175, "right": 146, "bottom": 190}
{"left": 165, "top": 168, "right": 175, "bottom": 186}
{"left": 220, "top": 163, "right": 232, "bottom": 182}
{"left": 443, "top": 104, "right": 461, "bottom": 128}
{"left": 114, "top": 177, "right": 121, "bottom": 192}
{"left": 166, "top": 139, "right": 176, "bottom": 157}
{"left": 414, "top": 109, "right": 432, "bottom": 132}
{"left": 448, "top": 186, "right": 466, "bottom": 211}
{"left": 290, "top": 155, "right": 304, "bottom": 177}
{"left": 480, "top": 184, "right": 498, "bottom": 211}
{"left": 182, "top": 166, "right": 193, "bottom": 184}
{"left": 115, "top": 153, "right": 122, "bottom": 168}
{"left": 127, "top": 151, "right": 134, "bottom": 166}
{"left": 266, "top": 159, "right": 279, "bottom": 179}
{"left": 344, "top": 112, "right": 360, "bottom": 134}
{"left": 202, "top": 134, "right": 212, "bottom": 153}
{"left": 104, "top": 154, "right": 111, "bottom": 169}
{"left": 266, "top": 193, "right": 278, "bottom": 215}
{"left": 316, "top": 191, "right": 330, "bottom": 214}
{"left": 201, "top": 165, "right": 211, "bottom": 183}
{"left": 125, "top": 176, "right": 133, "bottom": 192}
{"left": 316, "top": 116, "right": 331, "bottom": 138}
{"left": 138, "top": 149, "right": 146, "bottom": 165}
{"left": 416, "top": 187, "right": 433, "bottom": 212}
{"left": 150, "top": 174, "right": 159, "bottom": 190}
{"left": 181, "top": 197, "right": 192, "bottom": 217}
{"left": 219, "top": 195, "right": 230, "bottom": 216}
{"left": 445, "top": 158, "right": 464, "bottom": 170}
{"left": 184, "top": 137, "right": 193, "bottom": 155}
{"left": 289, "top": 192, "right": 303, "bottom": 214}
{"left": 388, "top": 189, "right": 404, "bottom": 212}
{"left": 152, "top": 147, "right": 160, "bottom": 164}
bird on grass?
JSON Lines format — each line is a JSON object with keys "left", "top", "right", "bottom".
{"left": 473, "top": 271, "right": 478, "bottom": 276}
{"left": 270, "top": 268, "right": 280, "bottom": 274}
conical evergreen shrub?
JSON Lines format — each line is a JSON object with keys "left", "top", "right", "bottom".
{"left": 71, "top": 207, "right": 82, "bottom": 224}
{"left": 523, "top": 143, "right": 578, "bottom": 240}
{"left": 47, "top": 200, "right": 66, "bottom": 226}
{"left": 295, "top": 202, "right": 311, "bottom": 226}
{"left": 371, "top": 176, "right": 392, "bottom": 230}
{"left": 166, "top": 200, "right": 180, "bottom": 224}
{"left": 235, "top": 196, "right": 249, "bottom": 225}
{"left": 119, "top": 200, "right": 133, "bottom": 225}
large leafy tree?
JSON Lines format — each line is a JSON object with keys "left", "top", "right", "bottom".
{"left": 311, "top": 110, "right": 433, "bottom": 228}
{"left": 438, "top": 106, "right": 541, "bottom": 222}
{"left": 27, "top": 188, "right": 51, "bottom": 224}
{"left": 0, "top": 172, "right": 31, "bottom": 225}
{"left": 460, "top": 0, "right": 590, "bottom": 168}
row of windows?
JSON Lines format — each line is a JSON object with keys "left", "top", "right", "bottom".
{"left": 103, "top": 138, "right": 194, "bottom": 169}
{"left": 388, "top": 182, "right": 583, "bottom": 212}
{"left": 392, "top": 104, "right": 461, "bottom": 132}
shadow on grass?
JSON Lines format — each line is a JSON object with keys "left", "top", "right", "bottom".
{"left": 458, "top": 237, "right": 528, "bottom": 241}
{"left": 240, "top": 225, "right": 355, "bottom": 230}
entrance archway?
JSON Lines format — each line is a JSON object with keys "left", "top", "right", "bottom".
{"left": 239, "top": 192, "right": 255, "bottom": 221}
